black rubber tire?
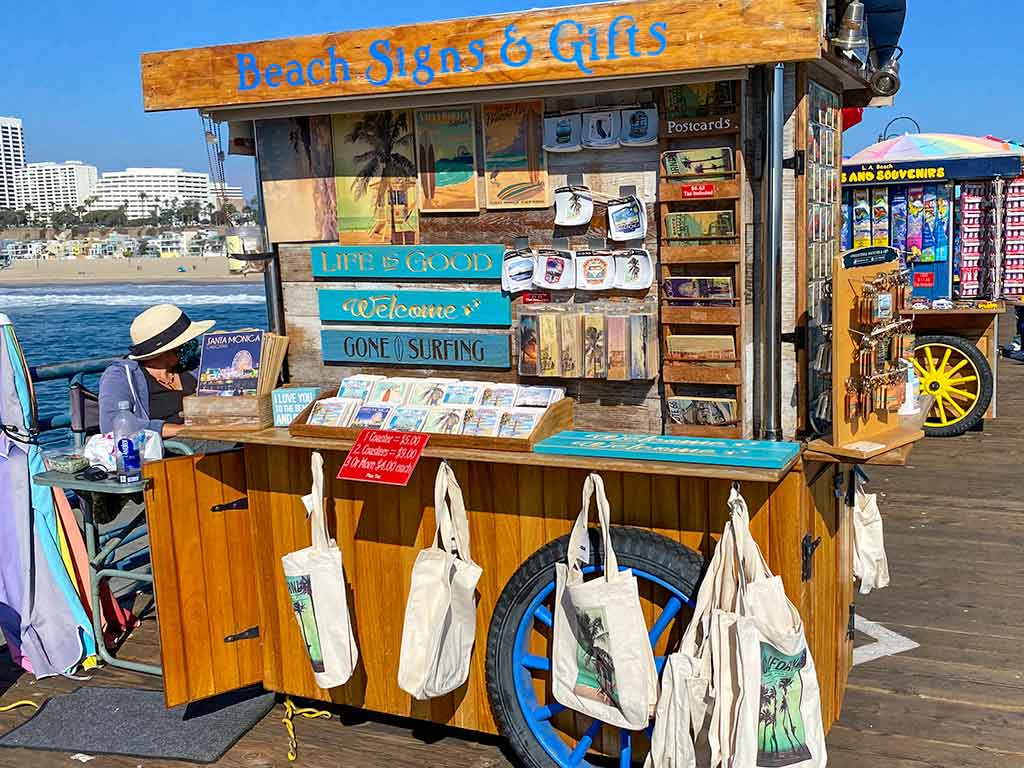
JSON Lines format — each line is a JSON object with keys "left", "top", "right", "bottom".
{"left": 915, "top": 333, "right": 994, "bottom": 438}
{"left": 485, "top": 527, "right": 705, "bottom": 768}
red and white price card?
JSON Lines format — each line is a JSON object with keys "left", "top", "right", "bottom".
{"left": 337, "top": 429, "right": 429, "bottom": 486}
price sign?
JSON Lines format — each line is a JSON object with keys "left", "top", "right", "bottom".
{"left": 338, "top": 430, "right": 429, "bottom": 486}
{"left": 680, "top": 183, "right": 716, "bottom": 199}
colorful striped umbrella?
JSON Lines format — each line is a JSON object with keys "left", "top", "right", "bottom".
{"left": 848, "top": 133, "right": 1023, "bottom": 164}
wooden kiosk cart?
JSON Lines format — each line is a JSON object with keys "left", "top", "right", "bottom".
{"left": 138, "top": 2, "right": 917, "bottom": 766}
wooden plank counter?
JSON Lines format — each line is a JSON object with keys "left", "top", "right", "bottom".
{"left": 143, "top": 431, "right": 855, "bottom": 756}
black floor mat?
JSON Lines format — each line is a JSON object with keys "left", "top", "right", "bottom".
{"left": 0, "top": 685, "right": 275, "bottom": 763}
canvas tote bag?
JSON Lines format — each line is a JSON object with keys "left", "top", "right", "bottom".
{"left": 281, "top": 451, "right": 359, "bottom": 689}
{"left": 851, "top": 473, "right": 890, "bottom": 594}
{"left": 553, "top": 473, "right": 658, "bottom": 730}
{"left": 730, "top": 490, "right": 827, "bottom": 768}
{"left": 398, "top": 461, "right": 483, "bottom": 699}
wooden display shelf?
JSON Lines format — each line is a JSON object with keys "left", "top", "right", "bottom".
{"left": 660, "top": 244, "right": 741, "bottom": 264}
{"left": 661, "top": 304, "right": 742, "bottom": 326}
{"left": 288, "top": 389, "right": 574, "bottom": 453}
{"left": 663, "top": 363, "right": 741, "bottom": 385}
{"left": 183, "top": 393, "right": 273, "bottom": 431}
{"left": 658, "top": 178, "right": 740, "bottom": 202}
{"left": 664, "top": 422, "right": 743, "bottom": 439}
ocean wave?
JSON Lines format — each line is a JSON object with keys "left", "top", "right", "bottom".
{"left": 0, "top": 291, "right": 267, "bottom": 309}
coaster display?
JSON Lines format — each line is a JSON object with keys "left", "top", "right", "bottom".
{"left": 502, "top": 249, "right": 536, "bottom": 293}
{"left": 532, "top": 249, "right": 576, "bottom": 290}
{"left": 554, "top": 185, "right": 595, "bottom": 227}
{"left": 607, "top": 195, "right": 647, "bottom": 242}
{"left": 574, "top": 250, "right": 616, "bottom": 291}
{"left": 614, "top": 249, "right": 654, "bottom": 290}
{"left": 619, "top": 108, "right": 659, "bottom": 146}
{"left": 581, "top": 111, "right": 621, "bottom": 149}
{"left": 543, "top": 113, "right": 583, "bottom": 152}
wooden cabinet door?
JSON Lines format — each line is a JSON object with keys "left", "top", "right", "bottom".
{"left": 144, "top": 451, "right": 263, "bottom": 707}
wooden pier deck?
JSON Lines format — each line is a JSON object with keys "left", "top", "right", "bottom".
{"left": 0, "top": 320, "right": 1020, "bottom": 767}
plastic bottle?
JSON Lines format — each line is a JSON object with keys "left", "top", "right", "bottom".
{"left": 111, "top": 400, "right": 142, "bottom": 484}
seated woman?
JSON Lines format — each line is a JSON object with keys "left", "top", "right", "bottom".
{"left": 99, "top": 303, "right": 214, "bottom": 437}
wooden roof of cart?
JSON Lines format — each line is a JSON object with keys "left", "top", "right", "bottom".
{"left": 140, "top": 0, "right": 866, "bottom": 117}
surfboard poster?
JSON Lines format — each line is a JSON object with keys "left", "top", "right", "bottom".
{"left": 415, "top": 107, "right": 479, "bottom": 213}
{"left": 482, "top": 101, "right": 549, "bottom": 209}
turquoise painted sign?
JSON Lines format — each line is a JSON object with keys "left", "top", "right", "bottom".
{"left": 322, "top": 329, "right": 511, "bottom": 368}
{"left": 318, "top": 288, "right": 511, "bottom": 326}
{"left": 533, "top": 431, "right": 800, "bottom": 470}
{"left": 312, "top": 244, "right": 504, "bottom": 280}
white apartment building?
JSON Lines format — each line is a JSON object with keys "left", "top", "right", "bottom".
{"left": 0, "top": 117, "right": 26, "bottom": 211}
{"left": 209, "top": 183, "right": 246, "bottom": 211}
{"left": 19, "top": 160, "right": 98, "bottom": 217}
{"left": 90, "top": 167, "right": 211, "bottom": 220}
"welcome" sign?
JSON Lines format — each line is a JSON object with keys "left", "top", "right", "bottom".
{"left": 319, "top": 289, "right": 510, "bottom": 326}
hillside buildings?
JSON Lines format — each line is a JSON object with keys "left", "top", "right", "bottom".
{"left": 90, "top": 167, "right": 212, "bottom": 219}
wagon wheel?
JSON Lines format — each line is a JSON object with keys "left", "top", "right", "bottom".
{"left": 913, "top": 334, "right": 994, "bottom": 437}
{"left": 486, "top": 527, "right": 703, "bottom": 768}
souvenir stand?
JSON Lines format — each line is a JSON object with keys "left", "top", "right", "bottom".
{"left": 137, "top": 2, "right": 918, "bottom": 766}
{"left": 841, "top": 133, "right": 1024, "bottom": 436}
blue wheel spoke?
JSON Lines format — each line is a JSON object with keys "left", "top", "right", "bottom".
{"left": 647, "top": 596, "right": 682, "bottom": 646}
{"left": 619, "top": 731, "right": 632, "bottom": 768}
{"left": 522, "top": 654, "right": 550, "bottom": 672}
{"left": 534, "top": 604, "right": 554, "bottom": 628}
{"left": 533, "top": 702, "right": 566, "bottom": 721}
{"left": 568, "top": 719, "right": 603, "bottom": 766}
{"left": 655, "top": 655, "right": 666, "bottom": 675}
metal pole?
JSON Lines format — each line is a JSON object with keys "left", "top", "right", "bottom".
{"left": 763, "top": 63, "right": 785, "bottom": 441}
{"left": 252, "top": 121, "right": 287, "bottom": 337}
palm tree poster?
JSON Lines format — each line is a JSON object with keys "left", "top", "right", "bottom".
{"left": 572, "top": 606, "right": 620, "bottom": 708}
{"left": 332, "top": 110, "right": 419, "bottom": 245}
{"left": 414, "top": 107, "right": 479, "bottom": 212}
{"left": 286, "top": 574, "right": 326, "bottom": 674}
{"left": 482, "top": 101, "right": 549, "bottom": 209}
{"left": 757, "top": 642, "right": 814, "bottom": 767}
{"left": 256, "top": 116, "right": 338, "bottom": 244}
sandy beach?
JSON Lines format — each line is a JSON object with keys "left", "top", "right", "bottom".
{"left": 2, "top": 257, "right": 263, "bottom": 285}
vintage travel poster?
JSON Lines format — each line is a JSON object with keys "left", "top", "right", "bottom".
{"left": 664, "top": 81, "right": 736, "bottom": 118}
{"left": 257, "top": 116, "right": 338, "bottom": 244}
{"left": 482, "top": 101, "right": 548, "bottom": 209}
{"left": 332, "top": 110, "right": 419, "bottom": 244}
{"left": 415, "top": 107, "right": 479, "bottom": 212}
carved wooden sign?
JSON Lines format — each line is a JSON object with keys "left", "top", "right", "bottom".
{"left": 140, "top": 0, "right": 821, "bottom": 111}
{"left": 318, "top": 288, "right": 511, "bottom": 326}
{"left": 321, "top": 329, "right": 511, "bottom": 368}
{"left": 311, "top": 245, "right": 504, "bottom": 280}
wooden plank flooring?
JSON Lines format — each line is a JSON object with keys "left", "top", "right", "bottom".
{"left": 0, "top": 314, "right": 1020, "bottom": 766}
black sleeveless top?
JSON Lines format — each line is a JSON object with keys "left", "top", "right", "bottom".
{"left": 142, "top": 369, "right": 197, "bottom": 425}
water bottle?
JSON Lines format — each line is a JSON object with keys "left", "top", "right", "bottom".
{"left": 111, "top": 400, "right": 142, "bottom": 484}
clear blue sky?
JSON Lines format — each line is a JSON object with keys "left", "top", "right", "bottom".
{"left": 2, "top": 0, "right": 1021, "bottom": 200}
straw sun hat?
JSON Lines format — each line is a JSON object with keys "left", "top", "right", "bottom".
{"left": 128, "top": 304, "right": 215, "bottom": 361}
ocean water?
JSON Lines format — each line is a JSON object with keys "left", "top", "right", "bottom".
{"left": 0, "top": 282, "right": 268, "bottom": 442}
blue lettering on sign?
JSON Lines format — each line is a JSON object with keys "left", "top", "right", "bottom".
{"left": 235, "top": 17, "right": 668, "bottom": 91}
{"left": 311, "top": 245, "right": 504, "bottom": 280}
{"left": 319, "top": 289, "right": 511, "bottom": 326}
{"left": 322, "top": 330, "right": 511, "bottom": 369}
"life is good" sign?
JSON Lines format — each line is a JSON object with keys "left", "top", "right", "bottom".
{"left": 322, "top": 329, "right": 511, "bottom": 368}
{"left": 311, "top": 244, "right": 504, "bottom": 280}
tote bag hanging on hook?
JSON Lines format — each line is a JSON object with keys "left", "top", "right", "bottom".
{"left": 281, "top": 451, "right": 359, "bottom": 689}
{"left": 730, "top": 489, "right": 827, "bottom": 768}
{"left": 552, "top": 473, "right": 658, "bottom": 730}
{"left": 851, "top": 471, "right": 890, "bottom": 594}
{"left": 398, "top": 461, "right": 483, "bottom": 699}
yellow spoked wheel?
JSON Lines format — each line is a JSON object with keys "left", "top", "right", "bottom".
{"left": 913, "top": 334, "right": 993, "bottom": 437}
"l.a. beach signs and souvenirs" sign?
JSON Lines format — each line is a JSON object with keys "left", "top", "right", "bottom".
{"left": 312, "top": 244, "right": 504, "bottom": 279}
{"left": 318, "top": 289, "right": 511, "bottom": 326}
{"left": 322, "top": 329, "right": 511, "bottom": 368}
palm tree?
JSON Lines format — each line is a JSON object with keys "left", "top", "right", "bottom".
{"left": 759, "top": 685, "right": 779, "bottom": 756}
{"left": 574, "top": 610, "right": 619, "bottom": 707}
{"left": 584, "top": 325, "right": 605, "bottom": 376}
{"left": 345, "top": 111, "right": 416, "bottom": 244}
{"left": 777, "top": 676, "right": 799, "bottom": 752}
{"left": 291, "top": 599, "right": 312, "bottom": 658}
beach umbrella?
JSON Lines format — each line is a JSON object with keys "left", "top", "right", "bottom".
{"left": 845, "top": 133, "right": 1024, "bottom": 181}
{"left": 0, "top": 313, "right": 96, "bottom": 676}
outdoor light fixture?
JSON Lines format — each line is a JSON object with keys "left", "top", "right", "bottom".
{"left": 870, "top": 46, "right": 903, "bottom": 97}
{"left": 832, "top": 0, "right": 868, "bottom": 52}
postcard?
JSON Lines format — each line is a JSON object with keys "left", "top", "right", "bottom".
{"left": 538, "top": 313, "right": 561, "bottom": 377}
{"left": 559, "top": 313, "right": 583, "bottom": 378}
{"left": 498, "top": 408, "right": 543, "bottom": 439}
{"left": 423, "top": 406, "right": 467, "bottom": 435}
{"left": 663, "top": 210, "right": 736, "bottom": 240}
{"left": 350, "top": 405, "right": 393, "bottom": 429}
{"left": 461, "top": 407, "right": 503, "bottom": 437}
{"left": 480, "top": 383, "right": 519, "bottom": 408}
{"left": 518, "top": 313, "right": 540, "bottom": 376}
{"left": 660, "top": 147, "right": 734, "bottom": 179}
{"left": 383, "top": 406, "right": 430, "bottom": 432}
{"left": 514, "top": 386, "right": 557, "bottom": 408}
{"left": 337, "top": 377, "right": 375, "bottom": 401}
{"left": 666, "top": 397, "right": 738, "bottom": 426}
{"left": 407, "top": 379, "right": 451, "bottom": 407}
{"left": 582, "top": 313, "right": 607, "bottom": 378}
{"left": 443, "top": 382, "right": 485, "bottom": 406}
{"left": 366, "top": 378, "right": 414, "bottom": 406}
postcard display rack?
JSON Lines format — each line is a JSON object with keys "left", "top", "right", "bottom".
{"left": 657, "top": 80, "right": 746, "bottom": 438}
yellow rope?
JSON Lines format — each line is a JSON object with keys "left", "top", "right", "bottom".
{"left": 281, "top": 696, "right": 331, "bottom": 762}
{"left": 0, "top": 700, "right": 38, "bottom": 713}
